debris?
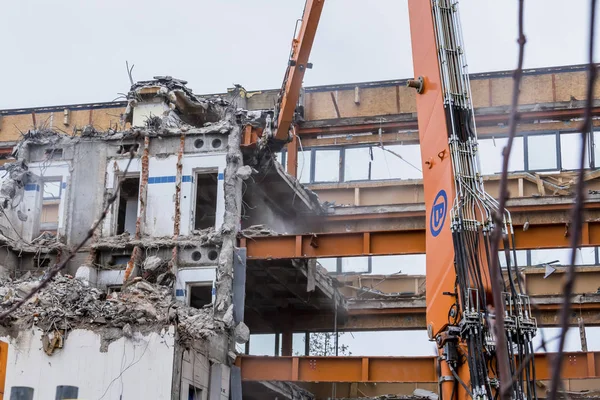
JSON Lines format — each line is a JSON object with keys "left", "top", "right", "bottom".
{"left": 222, "top": 304, "right": 234, "bottom": 328}
{"left": 234, "top": 321, "right": 250, "bottom": 344}
{"left": 122, "top": 323, "right": 133, "bottom": 338}
{"left": 240, "top": 224, "right": 278, "bottom": 237}
{"left": 0, "top": 275, "right": 224, "bottom": 347}
{"left": 42, "top": 329, "right": 64, "bottom": 356}
{"left": 236, "top": 165, "right": 255, "bottom": 180}
{"left": 413, "top": 389, "right": 439, "bottom": 400}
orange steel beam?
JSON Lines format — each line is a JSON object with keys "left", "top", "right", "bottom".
{"left": 296, "top": 106, "right": 600, "bottom": 136}
{"left": 242, "top": 222, "right": 600, "bottom": 259}
{"left": 236, "top": 352, "right": 600, "bottom": 382}
{"left": 236, "top": 355, "right": 437, "bottom": 383}
{"left": 274, "top": 0, "right": 325, "bottom": 141}
{"left": 321, "top": 200, "right": 600, "bottom": 222}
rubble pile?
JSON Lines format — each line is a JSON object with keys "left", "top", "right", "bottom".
{"left": 126, "top": 76, "right": 229, "bottom": 128}
{"left": 240, "top": 224, "right": 279, "bottom": 237}
{"left": 0, "top": 274, "right": 223, "bottom": 344}
{"left": 93, "top": 228, "right": 223, "bottom": 251}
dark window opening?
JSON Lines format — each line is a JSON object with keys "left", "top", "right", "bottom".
{"left": 188, "top": 386, "right": 202, "bottom": 400}
{"left": 117, "top": 143, "right": 140, "bottom": 155}
{"left": 10, "top": 387, "right": 34, "bottom": 400}
{"left": 35, "top": 256, "right": 51, "bottom": 270}
{"left": 194, "top": 172, "right": 218, "bottom": 230}
{"left": 189, "top": 285, "right": 212, "bottom": 308}
{"left": 117, "top": 177, "right": 140, "bottom": 235}
{"left": 44, "top": 148, "right": 63, "bottom": 160}
{"left": 55, "top": 386, "right": 78, "bottom": 400}
{"left": 109, "top": 254, "right": 131, "bottom": 267}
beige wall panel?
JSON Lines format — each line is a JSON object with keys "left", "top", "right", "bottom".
{"left": 520, "top": 75, "right": 554, "bottom": 105}
{"left": 471, "top": 79, "right": 490, "bottom": 108}
{"left": 491, "top": 77, "right": 513, "bottom": 107}
{"left": 555, "top": 72, "right": 588, "bottom": 102}
{"left": 336, "top": 87, "right": 398, "bottom": 118}
{"left": 305, "top": 91, "right": 338, "bottom": 120}
{"left": 398, "top": 86, "right": 417, "bottom": 114}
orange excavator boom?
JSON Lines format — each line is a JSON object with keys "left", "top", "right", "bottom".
{"left": 272, "top": 0, "right": 325, "bottom": 142}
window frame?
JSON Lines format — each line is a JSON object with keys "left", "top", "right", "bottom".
{"left": 523, "top": 131, "right": 560, "bottom": 172}
{"left": 280, "top": 128, "right": 600, "bottom": 184}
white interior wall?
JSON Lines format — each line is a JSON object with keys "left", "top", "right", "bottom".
{"left": 146, "top": 155, "right": 178, "bottom": 237}
{"left": 2, "top": 326, "right": 177, "bottom": 400}
{"left": 132, "top": 101, "right": 170, "bottom": 127}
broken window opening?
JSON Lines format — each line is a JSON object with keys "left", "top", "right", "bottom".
{"left": 188, "top": 386, "right": 203, "bottom": 400}
{"left": 39, "top": 178, "right": 62, "bottom": 235}
{"left": 116, "top": 177, "right": 140, "bottom": 235}
{"left": 194, "top": 171, "right": 218, "bottom": 230}
{"left": 189, "top": 284, "right": 213, "bottom": 309}
{"left": 109, "top": 254, "right": 132, "bottom": 267}
{"left": 35, "top": 256, "right": 52, "bottom": 270}
{"left": 117, "top": 143, "right": 140, "bottom": 155}
{"left": 44, "top": 148, "right": 63, "bottom": 160}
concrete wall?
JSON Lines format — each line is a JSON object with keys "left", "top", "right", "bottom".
{"left": 2, "top": 327, "right": 178, "bottom": 400}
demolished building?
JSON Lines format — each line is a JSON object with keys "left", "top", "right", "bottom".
{"left": 0, "top": 77, "right": 341, "bottom": 399}
{"left": 1, "top": 64, "right": 600, "bottom": 399}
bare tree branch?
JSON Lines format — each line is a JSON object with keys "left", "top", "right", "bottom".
{"left": 0, "top": 140, "right": 138, "bottom": 321}
{"left": 489, "top": 0, "right": 527, "bottom": 397}
{"left": 548, "top": 1, "right": 597, "bottom": 398}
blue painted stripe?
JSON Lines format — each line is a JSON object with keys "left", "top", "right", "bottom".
{"left": 148, "top": 176, "right": 177, "bottom": 184}
{"left": 149, "top": 174, "right": 220, "bottom": 183}
{"left": 24, "top": 184, "right": 39, "bottom": 191}
{"left": 175, "top": 289, "right": 186, "bottom": 297}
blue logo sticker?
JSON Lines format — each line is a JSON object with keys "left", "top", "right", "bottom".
{"left": 430, "top": 190, "right": 447, "bottom": 237}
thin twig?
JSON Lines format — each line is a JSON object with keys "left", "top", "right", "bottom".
{"left": 490, "top": 0, "right": 526, "bottom": 398}
{"left": 0, "top": 142, "right": 138, "bottom": 321}
{"left": 126, "top": 61, "right": 135, "bottom": 86}
{"left": 548, "top": 1, "right": 597, "bottom": 398}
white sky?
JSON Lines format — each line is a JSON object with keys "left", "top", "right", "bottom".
{"left": 1, "top": 0, "right": 599, "bottom": 109}
{"left": 248, "top": 328, "right": 598, "bottom": 357}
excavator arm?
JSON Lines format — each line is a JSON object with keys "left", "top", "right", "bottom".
{"left": 272, "top": 0, "right": 325, "bottom": 142}
{"left": 275, "top": 2, "right": 538, "bottom": 399}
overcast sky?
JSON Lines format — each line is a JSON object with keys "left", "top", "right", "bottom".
{"left": 1, "top": 0, "right": 599, "bottom": 109}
